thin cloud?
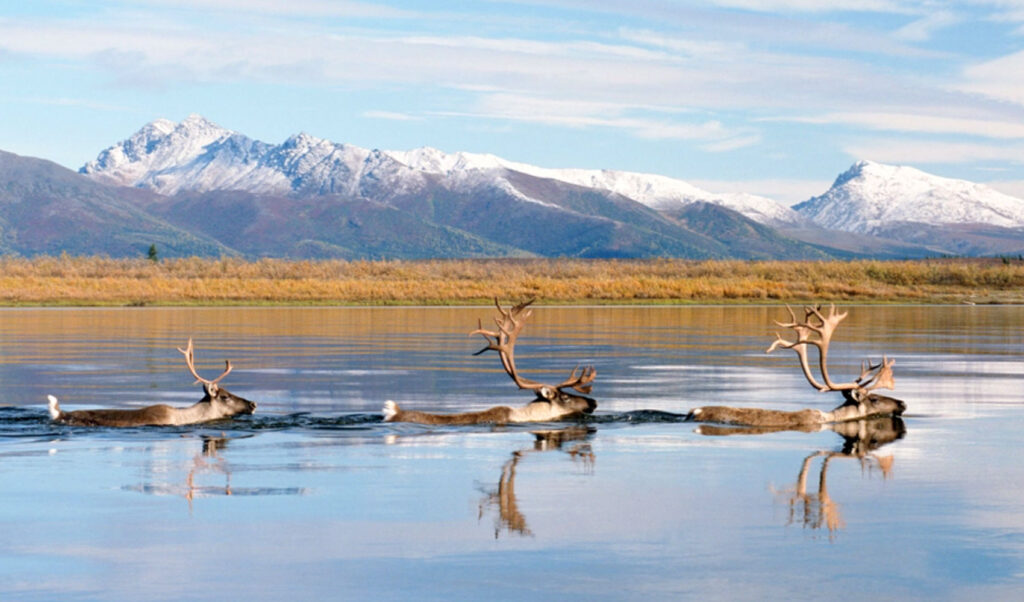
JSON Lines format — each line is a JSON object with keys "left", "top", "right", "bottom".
{"left": 961, "top": 50, "right": 1024, "bottom": 107}
{"left": 706, "top": 0, "right": 919, "bottom": 12}
{"left": 894, "top": 10, "right": 960, "bottom": 41}
{"left": 767, "top": 111, "right": 1024, "bottom": 139}
{"left": 701, "top": 134, "right": 763, "bottom": 153}
{"left": 131, "top": 0, "right": 416, "bottom": 19}
{"left": 452, "top": 93, "right": 756, "bottom": 144}
{"left": 7, "top": 0, "right": 1024, "bottom": 177}
{"left": 844, "top": 138, "right": 1024, "bottom": 165}
{"left": 362, "top": 110, "right": 422, "bottom": 121}
{"left": 11, "top": 96, "right": 134, "bottom": 112}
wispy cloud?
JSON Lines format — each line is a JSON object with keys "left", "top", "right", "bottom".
{"left": 6, "top": 0, "right": 1024, "bottom": 181}
{"left": 767, "top": 111, "right": 1024, "bottom": 139}
{"left": 7, "top": 95, "right": 134, "bottom": 112}
{"left": 706, "top": 0, "right": 919, "bottom": 13}
{"left": 362, "top": 110, "right": 421, "bottom": 121}
{"left": 894, "top": 9, "right": 960, "bottom": 41}
{"left": 437, "top": 92, "right": 759, "bottom": 145}
{"left": 132, "top": 0, "right": 416, "bottom": 18}
{"left": 961, "top": 50, "right": 1024, "bottom": 106}
{"left": 844, "top": 138, "right": 1024, "bottom": 165}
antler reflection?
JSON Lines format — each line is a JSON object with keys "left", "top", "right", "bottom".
{"left": 478, "top": 426, "right": 595, "bottom": 538}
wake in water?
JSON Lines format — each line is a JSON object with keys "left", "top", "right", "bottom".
{"left": 0, "top": 406, "right": 692, "bottom": 440}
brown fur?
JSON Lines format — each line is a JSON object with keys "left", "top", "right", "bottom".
{"left": 687, "top": 394, "right": 905, "bottom": 428}
{"left": 383, "top": 396, "right": 595, "bottom": 426}
{"left": 49, "top": 386, "right": 256, "bottom": 427}
{"left": 384, "top": 405, "right": 515, "bottom": 426}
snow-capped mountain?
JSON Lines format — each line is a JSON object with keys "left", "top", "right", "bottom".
{"left": 69, "top": 115, "right": 1024, "bottom": 259}
{"left": 82, "top": 115, "right": 799, "bottom": 226}
{"left": 81, "top": 114, "right": 422, "bottom": 197}
{"left": 795, "top": 160, "right": 1024, "bottom": 234}
{"left": 388, "top": 147, "right": 804, "bottom": 226}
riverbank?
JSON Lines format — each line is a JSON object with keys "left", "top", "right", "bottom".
{"left": 1, "top": 256, "right": 1021, "bottom": 306}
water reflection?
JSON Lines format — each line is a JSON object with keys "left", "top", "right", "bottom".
{"left": 2, "top": 306, "right": 1023, "bottom": 599}
{"left": 478, "top": 426, "right": 596, "bottom": 538}
{"left": 696, "top": 416, "right": 904, "bottom": 540}
{"left": 124, "top": 434, "right": 308, "bottom": 508}
{"left": 185, "top": 436, "right": 233, "bottom": 511}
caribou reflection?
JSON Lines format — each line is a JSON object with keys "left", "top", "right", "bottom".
{"left": 478, "top": 426, "right": 595, "bottom": 538}
{"left": 184, "top": 436, "right": 233, "bottom": 511}
{"left": 697, "top": 416, "right": 905, "bottom": 540}
{"left": 125, "top": 434, "right": 307, "bottom": 509}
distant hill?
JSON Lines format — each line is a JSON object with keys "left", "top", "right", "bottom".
{"left": 4, "top": 115, "right": 1021, "bottom": 259}
{"left": 71, "top": 115, "right": 857, "bottom": 259}
{"left": 143, "top": 190, "right": 529, "bottom": 259}
{"left": 0, "top": 150, "right": 229, "bottom": 258}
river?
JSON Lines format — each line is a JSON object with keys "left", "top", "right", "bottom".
{"left": 1, "top": 305, "right": 1022, "bottom": 600}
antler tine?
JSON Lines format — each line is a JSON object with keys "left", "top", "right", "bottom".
{"left": 857, "top": 359, "right": 881, "bottom": 383}
{"left": 176, "top": 338, "right": 232, "bottom": 388}
{"left": 177, "top": 338, "right": 204, "bottom": 385}
{"left": 556, "top": 364, "right": 597, "bottom": 394}
{"left": 766, "top": 330, "right": 829, "bottom": 392}
{"left": 857, "top": 355, "right": 896, "bottom": 392}
{"left": 471, "top": 317, "right": 501, "bottom": 354}
{"left": 773, "top": 304, "right": 799, "bottom": 329}
{"left": 209, "top": 359, "right": 233, "bottom": 385}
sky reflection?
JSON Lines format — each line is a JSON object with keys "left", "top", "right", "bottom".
{"left": 1, "top": 306, "right": 1022, "bottom": 599}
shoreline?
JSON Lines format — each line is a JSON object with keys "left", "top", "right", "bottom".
{"left": 1, "top": 256, "right": 1021, "bottom": 306}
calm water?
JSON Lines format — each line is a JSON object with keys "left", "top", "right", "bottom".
{"left": 1, "top": 305, "right": 1022, "bottom": 600}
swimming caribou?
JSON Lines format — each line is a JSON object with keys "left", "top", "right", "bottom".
{"left": 383, "top": 299, "right": 597, "bottom": 425}
{"left": 688, "top": 304, "right": 905, "bottom": 428}
{"left": 48, "top": 338, "right": 257, "bottom": 427}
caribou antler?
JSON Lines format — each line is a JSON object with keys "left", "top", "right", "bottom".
{"left": 766, "top": 304, "right": 895, "bottom": 401}
{"left": 471, "top": 299, "right": 596, "bottom": 400}
{"left": 177, "top": 338, "right": 233, "bottom": 394}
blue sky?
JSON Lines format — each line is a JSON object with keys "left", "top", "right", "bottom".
{"left": 3, "top": 0, "right": 1024, "bottom": 203}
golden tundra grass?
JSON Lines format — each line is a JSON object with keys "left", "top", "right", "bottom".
{"left": 1, "top": 255, "right": 1022, "bottom": 306}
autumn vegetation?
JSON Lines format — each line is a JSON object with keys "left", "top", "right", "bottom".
{"left": 0, "top": 255, "right": 1021, "bottom": 306}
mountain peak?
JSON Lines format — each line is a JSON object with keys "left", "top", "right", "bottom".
{"left": 176, "top": 113, "right": 225, "bottom": 135}
{"left": 833, "top": 159, "right": 891, "bottom": 186}
{"left": 283, "top": 131, "right": 330, "bottom": 150}
{"left": 796, "top": 161, "right": 1024, "bottom": 233}
{"left": 145, "top": 118, "right": 177, "bottom": 136}
{"left": 79, "top": 115, "right": 238, "bottom": 191}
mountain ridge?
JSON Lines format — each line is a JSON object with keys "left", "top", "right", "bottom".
{"left": 82, "top": 115, "right": 806, "bottom": 227}
{"left": 3, "top": 114, "right": 1020, "bottom": 259}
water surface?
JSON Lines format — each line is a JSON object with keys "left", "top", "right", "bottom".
{"left": 1, "top": 306, "right": 1022, "bottom": 600}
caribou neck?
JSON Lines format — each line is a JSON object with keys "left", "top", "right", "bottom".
{"left": 166, "top": 399, "right": 224, "bottom": 425}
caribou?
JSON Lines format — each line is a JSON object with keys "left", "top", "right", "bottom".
{"left": 48, "top": 338, "right": 257, "bottom": 427}
{"left": 688, "top": 304, "right": 905, "bottom": 428}
{"left": 383, "top": 299, "right": 597, "bottom": 425}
